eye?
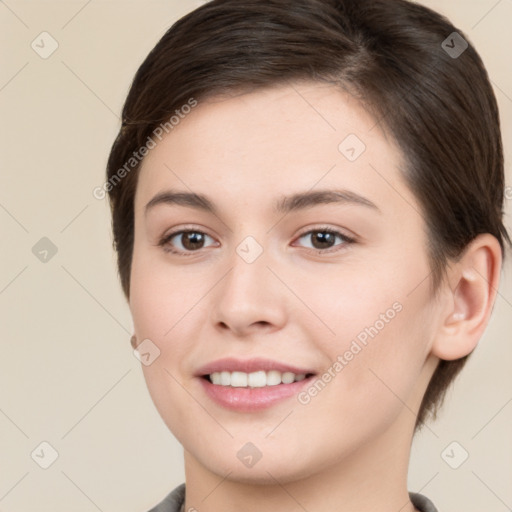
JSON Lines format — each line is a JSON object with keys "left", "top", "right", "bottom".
{"left": 157, "top": 226, "right": 355, "bottom": 257}
{"left": 158, "top": 229, "right": 217, "bottom": 255}
{"left": 293, "top": 227, "right": 355, "bottom": 253}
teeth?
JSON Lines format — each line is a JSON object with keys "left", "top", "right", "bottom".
{"left": 208, "top": 370, "right": 308, "bottom": 387}
{"left": 230, "top": 371, "right": 247, "bottom": 387}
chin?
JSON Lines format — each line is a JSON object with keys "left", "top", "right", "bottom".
{"left": 193, "top": 447, "right": 318, "bottom": 485}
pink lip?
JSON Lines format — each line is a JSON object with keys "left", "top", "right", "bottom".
{"left": 195, "top": 357, "right": 316, "bottom": 412}
{"left": 198, "top": 375, "right": 316, "bottom": 412}
{"left": 195, "top": 357, "right": 315, "bottom": 376}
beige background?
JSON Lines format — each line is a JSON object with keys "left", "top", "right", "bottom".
{"left": 1, "top": 0, "right": 511, "bottom": 510}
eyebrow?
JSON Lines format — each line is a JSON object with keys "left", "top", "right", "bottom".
{"left": 144, "top": 188, "right": 381, "bottom": 216}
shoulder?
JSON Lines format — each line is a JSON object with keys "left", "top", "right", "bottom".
{"left": 409, "top": 491, "right": 438, "bottom": 512}
{"left": 146, "top": 483, "right": 186, "bottom": 512}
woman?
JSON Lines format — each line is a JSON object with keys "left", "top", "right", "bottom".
{"left": 105, "top": 0, "right": 510, "bottom": 510}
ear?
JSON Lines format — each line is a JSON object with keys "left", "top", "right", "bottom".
{"left": 431, "top": 234, "right": 503, "bottom": 361}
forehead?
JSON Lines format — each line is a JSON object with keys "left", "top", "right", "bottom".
{"left": 134, "top": 82, "right": 410, "bottom": 216}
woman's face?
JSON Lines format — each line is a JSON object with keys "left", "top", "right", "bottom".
{"left": 129, "top": 82, "right": 441, "bottom": 483}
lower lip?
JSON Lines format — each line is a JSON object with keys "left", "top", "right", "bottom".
{"left": 198, "top": 376, "right": 315, "bottom": 411}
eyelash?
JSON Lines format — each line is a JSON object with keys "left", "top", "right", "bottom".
{"left": 157, "top": 225, "right": 356, "bottom": 257}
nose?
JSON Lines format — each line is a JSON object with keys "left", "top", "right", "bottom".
{"left": 210, "top": 243, "right": 288, "bottom": 338}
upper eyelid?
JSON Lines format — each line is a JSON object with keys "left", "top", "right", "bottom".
{"left": 296, "top": 226, "right": 354, "bottom": 239}
{"left": 162, "top": 226, "right": 216, "bottom": 242}
{"left": 163, "top": 225, "right": 353, "bottom": 238}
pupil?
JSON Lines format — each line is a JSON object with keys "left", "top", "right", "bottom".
{"left": 312, "top": 231, "right": 333, "bottom": 249}
{"left": 184, "top": 232, "right": 204, "bottom": 250}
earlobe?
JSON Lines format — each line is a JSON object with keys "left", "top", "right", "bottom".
{"left": 431, "top": 234, "right": 502, "bottom": 361}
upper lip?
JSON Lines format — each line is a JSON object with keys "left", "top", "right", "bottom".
{"left": 195, "top": 357, "right": 316, "bottom": 377}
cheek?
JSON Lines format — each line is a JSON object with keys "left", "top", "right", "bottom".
{"left": 129, "top": 249, "right": 208, "bottom": 422}
{"left": 303, "top": 257, "right": 434, "bottom": 417}
{"left": 129, "top": 246, "right": 193, "bottom": 338}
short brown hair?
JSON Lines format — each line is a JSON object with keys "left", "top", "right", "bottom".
{"left": 106, "top": 0, "right": 510, "bottom": 430}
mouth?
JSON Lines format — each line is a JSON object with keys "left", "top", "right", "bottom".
{"left": 195, "top": 358, "right": 317, "bottom": 411}
{"left": 197, "top": 364, "right": 316, "bottom": 413}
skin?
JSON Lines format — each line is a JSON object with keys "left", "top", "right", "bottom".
{"left": 128, "top": 82, "right": 501, "bottom": 512}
